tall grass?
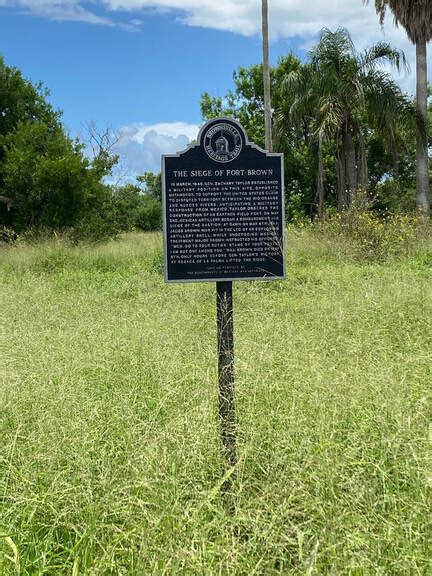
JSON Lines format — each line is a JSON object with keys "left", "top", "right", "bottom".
{"left": 1, "top": 226, "right": 431, "bottom": 574}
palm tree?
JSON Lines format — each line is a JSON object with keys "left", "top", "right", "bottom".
{"left": 278, "top": 29, "right": 417, "bottom": 213}
{"left": 276, "top": 62, "right": 327, "bottom": 216}
{"left": 366, "top": 0, "right": 431, "bottom": 215}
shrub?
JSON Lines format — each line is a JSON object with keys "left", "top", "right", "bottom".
{"left": 314, "top": 211, "right": 431, "bottom": 262}
{"left": 135, "top": 196, "right": 162, "bottom": 231}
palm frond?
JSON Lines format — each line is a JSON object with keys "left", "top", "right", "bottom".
{"left": 315, "top": 96, "right": 345, "bottom": 139}
{"left": 365, "top": 0, "right": 432, "bottom": 43}
{"left": 360, "top": 42, "right": 408, "bottom": 74}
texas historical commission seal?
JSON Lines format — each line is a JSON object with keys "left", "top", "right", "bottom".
{"left": 203, "top": 122, "right": 243, "bottom": 163}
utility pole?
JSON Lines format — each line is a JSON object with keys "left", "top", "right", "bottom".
{"left": 262, "top": 0, "right": 273, "bottom": 152}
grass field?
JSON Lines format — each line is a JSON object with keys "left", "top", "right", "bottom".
{"left": 1, "top": 229, "right": 431, "bottom": 574}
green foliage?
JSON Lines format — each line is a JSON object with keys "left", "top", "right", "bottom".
{"left": 0, "top": 56, "right": 60, "bottom": 140}
{"left": 304, "top": 210, "right": 431, "bottom": 262}
{"left": 201, "top": 56, "right": 302, "bottom": 147}
{"left": 0, "top": 55, "right": 121, "bottom": 240}
{"left": 106, "top": 172, "right": 164, "bottom": 233}
{"left": 2, "top": 121, "right": 92, "bottom": 231}
{"left": 201, "top": 32, "right": 420, "bottom": 217}
{"left": 0, "top": 231, "right": 430, "bottom": 573}
{"left": 137, "top": 171, "right": 162, "bottom": 202}
{"left": 110, "top": 184, "right": 146, "bottom": 232}
{"left": 107, "top": 182, "right": 162, "bottom": 232}
{"left": 71, "top": 202, "right": 120, "bottom": 243}
{"left": 282, "top": 29, "right": 417, "bottom": 211}
{"left": 135, "top": 196, "right": 162, "bottom": 231}
{"left": 284, "top": 187, "right": 307, "bottom": 223}
{"left": 374, "top": 178, "right": 416, "bottom": 212}
{"left": 201, "top": 56, "right": 318, "bottom": 216}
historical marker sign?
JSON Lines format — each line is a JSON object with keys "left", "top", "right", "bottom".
{"left": 162, "top": 118, "right": 285, "bottom": 282}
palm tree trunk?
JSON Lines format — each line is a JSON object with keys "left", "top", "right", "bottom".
{"left": 358, "top": 134, "right": 368, "bottom": 190}
{"left": 336, "top": 151, "right": 346, "bottom": 210}
{"left": 262, "top": 0, "right": 273, "bottom": 152}
{"left": 344, "top": 130, "right": 357, "bottom": 206}
{"left": 317, "top": 133, "right": 325, "bottom": 219}
{"left": 416, "top": 40, "right": 430, "bottom": 216}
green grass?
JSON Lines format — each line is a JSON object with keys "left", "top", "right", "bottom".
{"left": 1, "top": 230, "right": 431, "bottom": 574}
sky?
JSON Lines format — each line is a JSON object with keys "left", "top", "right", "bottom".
{"left": 0, "top": 0, "right": 429, "bottom": 179}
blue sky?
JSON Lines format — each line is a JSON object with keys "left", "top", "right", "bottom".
{"left": 0, "top": 0, "right": 427, "bottom": 178}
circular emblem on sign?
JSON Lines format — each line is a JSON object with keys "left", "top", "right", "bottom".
{"left": 203, "top": 122, "right": 243, "bottom": 163}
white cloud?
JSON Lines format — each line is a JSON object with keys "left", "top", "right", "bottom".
{"left": 126, "top": 121, "right": 200, "bottom": 142}
{"left": 113, "top": 121, "right": 199, "bottom": 176}
{"left": 101, "top": 0, "right": 260, "bottom": 35}
{"left": 4, "top": 1, "right": 426, "bottom": 177}
{"left": 0, "top": 0, "right": 415, "bottom": 47}
{"left": 99, "top": 0, "right": 419, "bottom": 92}
{"left": 6, "top": 0, "right": 114, "bottom": 25}
{"left": 2, "top": 1, "right": 422, "bottom": 92}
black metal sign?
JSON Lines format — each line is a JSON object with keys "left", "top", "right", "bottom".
{"left": 162, "top": 118, "right": 285, "bottom": 282}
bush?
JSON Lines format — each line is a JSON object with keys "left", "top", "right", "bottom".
{"left": 0, "top": 226, "right": 16, "bottom": 243}
{"left": 108, "top": 184, "right": 162, "bottom": 233}
{"left": 135, "top": 196, "right": 162, "bottom": 231}
{"left": 374, "top": 179, "right": 416, "bottom": 213}
{"left": 308, "top": 210, "right": 431, "bottom": 262}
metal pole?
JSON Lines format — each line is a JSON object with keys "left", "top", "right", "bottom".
{"left": 216, "top": 281, "right": 237, "bottom": 478}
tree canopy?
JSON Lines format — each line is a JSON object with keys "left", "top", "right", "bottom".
{"left": 0, "top": 56, "right": 108, "bottom": 234}
{"left": 366, "top": 1, "right": 431, "bottom": 214}
{"left": 370, "top": 0, "right": 431, "bottom": 44}
{"left": 0, "top": 56, "right": 162, "bottom": 239}
{"left": 201, "top": 30, "right": 422, "bottom": 218}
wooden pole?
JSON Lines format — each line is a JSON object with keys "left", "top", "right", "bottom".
{"left": 216, "top": 281, "right": 237, "bottom": 483}
{"left": 262, "top": 0, "right": 273, "bottom": 152}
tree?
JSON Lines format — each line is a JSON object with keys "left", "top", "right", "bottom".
{"left": 201, "top": 55, "right": 302, "bottom": 148}
{"left": 82, "top": 120, "right": 120, "bottom": 180}
{"left": 0, "top": 55, "right": 62, "bottom": 219}
{"left": 0, "top": 56, "right": 60, "bottom": 139}
{"left": 366, "top": 0, "right": 431, "bottom": 215}
{"left": 201, "top": 56, "right": 316, "bottom": 217}
{"left": 1, "top": 120, "right": 106, "bottom": 232}
{"left": 279, "top": 29, "right": 417, "bottom": 211}
{"left": 136, "top": 171, "right": 162, "bottom": 202}
{"left": 276, "top": 62, "right": 327, "bottom": 216}
{"left": 201, "top": 33, "right": 419, "bottom": 217}
{"left": 0, "top": 55, "right": 120, "bottom": 238}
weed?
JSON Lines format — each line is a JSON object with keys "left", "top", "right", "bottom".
{"left": 1, "top": 229, "right": 431, "bottom": 574}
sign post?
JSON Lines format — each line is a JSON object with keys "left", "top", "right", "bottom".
{"left": 162, "top": 118, "right": 285, "bottom": 499}
{"left": 216, "top": 280, "right": 236, "bottom": 469}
